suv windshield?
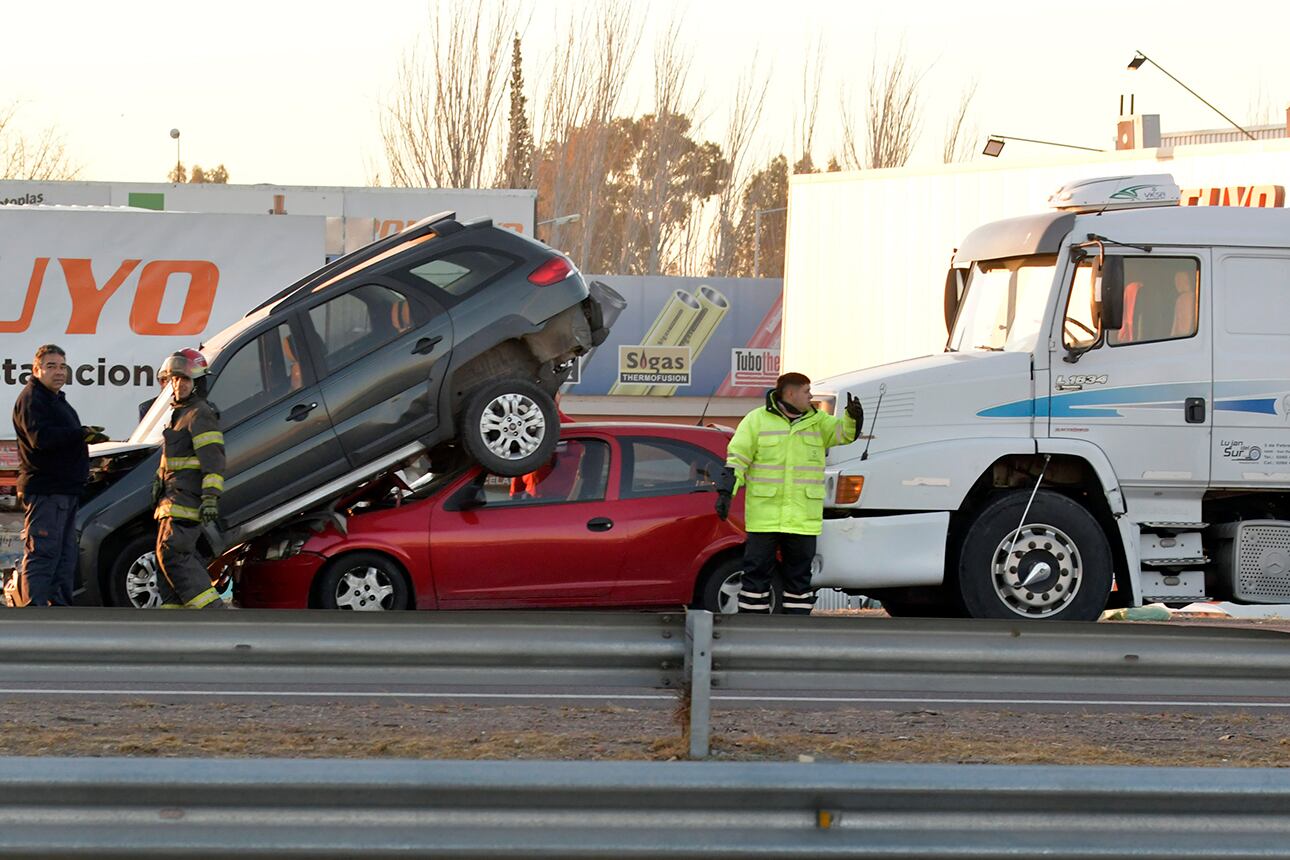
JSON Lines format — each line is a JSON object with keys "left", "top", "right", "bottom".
{"left": 948, "top": 255, "right": 1057, "bottom": 353}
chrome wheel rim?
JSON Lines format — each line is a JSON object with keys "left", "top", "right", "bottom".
{"left": 990, "top": 522, "right": 1082, "bottom": 618}
{"left": 717, "top": 570, "right": 743, "bottom": 614}
{"left": 334, "top": 566, "right": 396, "bottom": 611}
{"left": 479, "top": 393, "right": 547, "bottom": 461}
{"left": 125, "top": 552, "right": 162, "bottom": 609}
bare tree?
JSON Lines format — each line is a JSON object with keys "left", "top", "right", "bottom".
{"left": 942, "top": 79, "right": 978, "bottom": 163}
{"left": 380, "top": 0, "right": 518, "bottom": 188}
{"left": 620, "top": 19, "right": 703, "bottom": 274}
{"left": 794, "top": 38, "right": 824, "bottom": 173}
{"left": 709, "top": 59, "right": 770, "bottom": 277}
{"left": 532, "top": 0, "right": 641, "bottom": 266}
{"left": 840, "top": 43, "right": 925, "bottom": 170}
{"left": 0, "top": 102, "right": 79, "bottom": 180}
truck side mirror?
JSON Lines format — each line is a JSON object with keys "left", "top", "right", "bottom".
{"left": 1098, "top": 256, "right": 1125, "bottom": 331}
{"left": 943, "top": 267, "right": 964, "bottom": 335}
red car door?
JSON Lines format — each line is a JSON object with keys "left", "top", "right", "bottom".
{"left": 609, "top": 435, "right": 740, "bottom": 604}
{"left": 427, "top": 436, "right": 629, "bottom": 606}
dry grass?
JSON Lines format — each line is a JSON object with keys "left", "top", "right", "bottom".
{"left": 2, "top": 699, "right": 1289, "bottom": 766}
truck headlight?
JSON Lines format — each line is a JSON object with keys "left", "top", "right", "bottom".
{"left": 835, "top": 476, "right": 864, "bottom": 504}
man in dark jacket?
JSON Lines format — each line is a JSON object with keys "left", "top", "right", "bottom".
{"left": 153, "top": 348, "right": 226, "bottom": 609}
{"left": 11, "top": 344, "right": 107, "bottom": 606}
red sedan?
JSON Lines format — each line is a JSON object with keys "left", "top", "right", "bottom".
{"left": 234, "top": 423, "right": 749, "bottom": 612}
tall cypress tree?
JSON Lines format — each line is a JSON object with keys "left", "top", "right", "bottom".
{"left": 502, "top": 33, "right": 534, "bottom": 189}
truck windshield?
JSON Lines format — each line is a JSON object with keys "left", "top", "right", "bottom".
{"left": 948, "top": 255, "right": 1057, "bottom": 353}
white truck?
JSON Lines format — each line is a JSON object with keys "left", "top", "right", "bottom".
{"left": 812, "top": 174, "right": 1290, "bottom": 620}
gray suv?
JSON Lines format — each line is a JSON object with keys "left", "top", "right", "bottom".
{"left": 75, "top": 212, "right": 609, "bottom": 607}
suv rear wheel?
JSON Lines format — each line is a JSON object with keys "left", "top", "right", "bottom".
{"left": 460, "top": 379, "right": 559, "bottom": 477}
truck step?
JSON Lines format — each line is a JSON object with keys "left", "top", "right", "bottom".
{"left": 1141, "top": 557, "right": 1211, "bottom": 568}
{"left": 1141, "top": 521, "right": 1208, "bottom": 530}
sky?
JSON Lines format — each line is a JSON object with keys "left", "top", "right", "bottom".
{"left": 5, "top": 0, "right": 1290, "bottom": 187}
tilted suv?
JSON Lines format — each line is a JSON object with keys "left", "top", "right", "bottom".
{"left": 75, "top": 212, "right": 609, "bottom": 607}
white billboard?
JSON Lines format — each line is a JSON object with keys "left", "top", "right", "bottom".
{"left": 0, "top": 208, "right": 324, "bottom": 438}
{"left": 0, "top": 180, "right": 536, "bottom": 257}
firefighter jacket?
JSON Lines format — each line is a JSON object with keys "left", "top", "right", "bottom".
{"left": 155, "top": 395, "right": 224, "bottom": 523}
{"left": 724, "top": 390, "right": 857, "bottom": 535}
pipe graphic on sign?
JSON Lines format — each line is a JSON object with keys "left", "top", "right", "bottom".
{"left": 608, "top": 289, "right": 702, "bottom": 395}
{"left": 647, "top": 285, "right": 730, "bottom": 396}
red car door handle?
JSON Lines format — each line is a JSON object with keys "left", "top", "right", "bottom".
{"left": 586, "top": 517, "right": 613, "bottom": 532}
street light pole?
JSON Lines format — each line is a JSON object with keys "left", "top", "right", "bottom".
{"left": 1127, "top": 50, "right": 1255, "bottom": 141}
{"left": 169, "top": 128, "right": 181, "bottom": 180}
{"left": 753, "top": 206, "right": 787, "bottom": 279}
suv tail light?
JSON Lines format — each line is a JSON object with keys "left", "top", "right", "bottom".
{"left": 528, "top": 256, "right": 573, "bottom": 286}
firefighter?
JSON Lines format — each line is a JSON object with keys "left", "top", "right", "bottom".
{"left": 152, "top": 348, "right": 226, "bottom": 609}
{"left": 715, "top": 372, "right": 863, "bottom": 614}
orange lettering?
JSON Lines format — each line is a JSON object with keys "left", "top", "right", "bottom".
{"left": 378, "top": 219, "right": 405, "bottom": 238}
{"left": 129, "top": 260, "right": 218, "bottom": 336}
{"left": 60, "top": 258, "right": 141, "bottom": 334}
{"left": 0, "top": 258, "right": 50, "bottom": 333}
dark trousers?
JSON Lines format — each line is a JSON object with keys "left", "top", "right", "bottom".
{"left": 739, "top": 532, "right": 818, "bottom": 615}
{"left": 18, "top": 493, "right": 79, "bottom": 606}
{"left": 156, "top": 518, "right": 223, "bottom": 608}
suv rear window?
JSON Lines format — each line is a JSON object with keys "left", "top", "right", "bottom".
{"left": 308, "top": 284, "right": 423, "bottom": 372}
{"left": 403, "top": 249, "right": 516, "bottom": 299}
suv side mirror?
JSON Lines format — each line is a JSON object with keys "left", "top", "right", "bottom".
{"left": 1097, "top": 256, "right": 1125, "bottom": 331}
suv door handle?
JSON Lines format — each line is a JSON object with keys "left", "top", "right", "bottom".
{"left": 1185, "top": 397, "right": 1206, "bottom": 424}
{"left": 413, "top": 335, "right": 443, "bottom": 355}
{"left": 586, "top": 517, "right": 613, "bottom": 532}
{"left": 286, "top": 402, "right": 318, "bottom": 422}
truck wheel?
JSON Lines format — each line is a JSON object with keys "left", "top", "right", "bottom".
{"left": 106, "top": 532, "right": 162, "bottom": 609}
{"left": 312, "top": 552, "right": 411, "bottom": 611}
{"left": 957, "top": 490, "right": 1112, "bottom": 621}
{"left": 460, "top": 379, "right": 559, "bottom": 478}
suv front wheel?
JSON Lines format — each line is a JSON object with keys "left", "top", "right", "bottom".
{"left": 460, "top": 379, "right": 560, "bottom": 477}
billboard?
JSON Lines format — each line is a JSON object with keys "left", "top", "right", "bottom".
{"left": 0, "top": 208, "right": 324, "bottom": 438}
{"left": 567, "top": 275, "right": 783, "bottom": 398}
{"left": 0, "top": 180, "right": 537, "bottom": 258}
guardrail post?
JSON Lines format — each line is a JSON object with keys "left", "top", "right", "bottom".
{"left": 684, "top": 609, "right": 713, "bottom": 759}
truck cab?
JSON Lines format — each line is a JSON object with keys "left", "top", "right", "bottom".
{"left": 813, "top": 174, "right": 1290, "bottom": 620}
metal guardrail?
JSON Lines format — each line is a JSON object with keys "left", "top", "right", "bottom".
{"left": 3, "top": 608, "right": 1290, "bottom": 758}
{"left": 2, "top": 757, "right": 1289, "bottom": 857}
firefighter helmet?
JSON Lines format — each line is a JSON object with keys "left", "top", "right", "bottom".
{"left": 158, "top": 348, "right": 209, "bottom": 382}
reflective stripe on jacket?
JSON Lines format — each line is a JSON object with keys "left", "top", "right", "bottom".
{"left": 724, "top": 390, "right": 857, "bottom": 535}
{"left": 155, "top": 395, "right": 224, "bottom": 523}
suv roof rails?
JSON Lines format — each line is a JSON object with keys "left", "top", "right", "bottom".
{"left": 247, "top": 210, "right": 458, "bottom": 315}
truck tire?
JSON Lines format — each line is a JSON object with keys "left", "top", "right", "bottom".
{"left": 106, "top": 531, "right": 162, "bottom": 609}
{"left": 460, "top": 379, "right": 559, "bottom": 478}
{"left": 956, "top": 490, "right": 1112, "bottom": 621}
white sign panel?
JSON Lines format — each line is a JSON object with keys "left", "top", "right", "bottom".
{"left": 0, "top": 209, "right": 323, "bottom": 438}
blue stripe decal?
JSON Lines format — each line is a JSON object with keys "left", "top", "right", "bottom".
{"left": 1215, "top": 398, "right": 1278, "bottom": 415}
{"left": 980, "top": 381, "right": 1285, "bottom": 420}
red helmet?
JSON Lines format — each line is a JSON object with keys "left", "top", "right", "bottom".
{"left": 158, "top": 348, "right": 209, "bottom": 382}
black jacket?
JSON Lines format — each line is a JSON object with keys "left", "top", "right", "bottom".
{"left": 11, "top": 379, "right": 89, "bottom": 497}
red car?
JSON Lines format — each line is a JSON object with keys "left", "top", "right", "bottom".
{"left": 233, "top": 423, "right": 748, "bottom": 612}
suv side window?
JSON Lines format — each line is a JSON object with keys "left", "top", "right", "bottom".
{"left": 620, "top": 437, "right": 721, "bottom": 499}
{"left": 1108, "top": 257, "right": 1200, "bottom": 347}
{"left": 402, "top": 248, "right": 517, "bottom": 301}
{"left": 209, "top": 323, "right": 304, "bottom": 426}
{"left": 308, "top": 284, "right": 424, "bottom": 373}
